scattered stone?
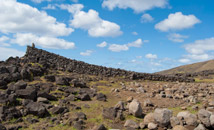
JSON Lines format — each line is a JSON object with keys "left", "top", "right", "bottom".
{"left": 173, "top": 125, "right": 188, "bottom": 130}
{"left": 198, "top": 109, "right": 211, "bottom": 127}
{"left": 127, "top": 96, "right": 133, "bottom": 103}
{"left": 170, "top": 116, "right": 180, "bottom": 127}
{"left": 148, "top": 122, "right": 158, "bottom": 130}
{"left": 128, "top": 99, "right": 142, "bottom": 117}
{"left": 144, "top": 99, "right": 154, "bottom": 107}
{"left": 93, "top": 124, "right": 107, "bottom": 130}
{"left": 26, "top": 102, "right": 49, "bottom": 118}
{"left": 96, "top": 93, "right": 107, "bottom": 101}
{"left": 154, "top": 108, "right": 172, "bottom": 127}
{"left": 124, "top": 120, "right": 139, "bottom": 129}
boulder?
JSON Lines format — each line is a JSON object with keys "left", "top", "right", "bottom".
{"left": 194, "top": 124, "right": 206, "bottom": 130}
{"left": 16, "top": 88, "right": 37, "bottom": 101}
{"left": 148, "top": 122, "right": 158, "bottom": 130}
{"left": 93, "top": 124, "right": 107, "bottom": 130}
{"left": 144, "top": 99, "right": 154, "bottom": 107}
{"left": 170, "top": 116, "right": 180, "bottom": 127}
{"left": 144, "top": 113, "right": 156, "bottom": 125}
{"left": 128, "top": 99, "right": 143, "bottom": 117}
{"left": 124, "top": 120, "right": 139, "bottom": 129}
{"left": 198, "top": 109, "right": 211, "bottom": 127}
{"left": 55, "top": 77, "right": 69, "bottom": 86}
{"left": 114, "top": 101, "right": 125, "bottom": 111}
{"left": 37, "top": 91, "right": 57, "bottom": 101}
{"left": 80, "top": 94, "right": 91, "bottom": 101}
{"left": 74, "top": 112, "right": 87, "bottom": 120}
{"left": 173, "top": 125, "right": 188, "bottom": 130}
{"left": 26, "top": 102, "right": 49, "bottom": 117}
{"left": 13, "top": 81, "right": 27, "bottom": 90}
{"left": 44, "top": 75, "right": 55, "bottom": 82}
{"left": 102, "top": 107, "right": 116, "bottom": 120}
{"left": 50, "top": 106, "right": 67, "bottom": 114}
{"left": 96, "top": 93, "right": 107, "bottom": 101}
{"left": 154, "top": 108, "right": 172, "bottom": 127}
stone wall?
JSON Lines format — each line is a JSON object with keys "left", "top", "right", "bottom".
{"left": 23, "top": 46, "right": 194, "bottom": 82}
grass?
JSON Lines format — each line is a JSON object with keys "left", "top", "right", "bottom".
{"left": 169, "top": 105, "right": 200, "bottom": 116}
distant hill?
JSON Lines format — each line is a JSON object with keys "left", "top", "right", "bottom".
{"left": 157, "top": 59, "right": 214, "bottom": 75}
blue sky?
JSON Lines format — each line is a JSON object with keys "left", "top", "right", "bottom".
{"left": 0, "top": 0, "right": 214, "bottom": 73}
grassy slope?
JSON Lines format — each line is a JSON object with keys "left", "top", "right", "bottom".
{"left": 157, "top": 59, "right": 214, "bottom": 75}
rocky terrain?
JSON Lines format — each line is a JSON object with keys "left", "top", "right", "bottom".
{"left": 0, "top": 46, "right": 214, "bottom": 130}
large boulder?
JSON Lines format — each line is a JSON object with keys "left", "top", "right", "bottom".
{"left": 37, "top": 91, "right": 57, "bottom": 101}
{"left": 128, "top": 99, "right": 143, "bottom": 117}
{"left": 210, "top": 114, "right": 214, "bottom": 128}
{"left": 154, "top": 108, "right": 172, "bottom": 127}
{"left": 93, "top": 124, "right": 107, "bottom": 130}
{"left": 26, "top": 102, "right": 49, "bottom": 117}
{"left": 194, "top": 124, "right": 206, "bottom": 130}
{"left": 148, "top": 122, "right": 158, "bottom": 130}
{"left": 198, "top": 109, "right": 211, "bottom": 127}
{"left": 55, "top": 77, "right": 69, "bottom": 86}
{"left": 177, "top": 111, "right": 198, "bottom": 126}
{"left": 13, "top": 81, "right": 27, "bottom": 90}
{"left": 143, "top": 113, "right": 156, "bottom": 125}
{"left": 170, "top": 116, "right": 180, "bottom": 127}
{"left": 16, "top": 88, "right": 37, "bottom": 101}
{"left": 102, "top": 107, "right": 117, "bottom": 120}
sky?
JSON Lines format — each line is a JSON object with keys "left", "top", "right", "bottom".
{"left": 0, "top": 0, "right": 214, "bottom": 73}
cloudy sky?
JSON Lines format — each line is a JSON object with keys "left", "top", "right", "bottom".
{"left": 0, "top": 0, "right": 214, "bottom": 73}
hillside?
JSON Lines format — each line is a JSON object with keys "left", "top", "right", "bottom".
{"left": 157, "top": 59, "right": 214, "bottom": 75}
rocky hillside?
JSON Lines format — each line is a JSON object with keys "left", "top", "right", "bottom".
{"left": 0, "top": 45, "right": 214, "bottom": 130}
{"left": 157, "top": 60, "right": 214, "bottom": 75}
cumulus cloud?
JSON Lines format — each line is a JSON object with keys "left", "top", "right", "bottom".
{"left": 145, "top": 53, "right": 157, "bottom": 59}
{"left": 179, "top": 37, "right": 214, "bottom": 63}
{"left": 155, "top": 12, "right": 200, "bottom": 32}
{"left": 0, "top": 0, "right": 73, "bottom": 37}
{"left": 168, "top": 33, "right": 188, "bottom": 43}
{"left": 31, "top": 0, "right": 52, "bottom": 3}
{"left": 11, "top": 33, "right": 75, "bottom": 49}
{"left": 71, "top": 0, "right": 78, "bottom": 3}
{"left": 141, "top": 13, "right": 154, "bottom": 23}
{"left": 102, "top": 0, "right": 168, "bottom": 13}
{"left": 59, "top": 4, "right": 122, "bottom": 37}
{"left": 0, "top": 36, "right": 10, "bottom": 47}
{"left": 127, "top": 39, "right": 143, "bottom": 47}
{"left": 108, "top": 39, "right": 143, "bottom": 52}
{"left": 80, "top": 50, "right": 93, "bottom": 56}
{"left": 97, "top": 41, "right": 107, "bottom": 48}
{"left": 0, "top": 47, "right": 25, "bottom": 61}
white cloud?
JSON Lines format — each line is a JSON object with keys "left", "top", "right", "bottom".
{"left": 42, "top": 4, "right": 56, "bottom": 10}
{"left": 31, "top": 0, "right": 52, "bottom": 3}
{"left": 0, "top": 36, "right": 9, "bottom": 43}
{"left": 184, "top": 37, "right": 214, "bottom": 55}
{"left": 11, "top": 33, "right": 75, "bottom": 49}
{"left": 141, "top": 13, "right": 154, "bottom": 23}
{"left": 143, "top": 40, "right": 149, "bottom": 43}
{"left": 97, "top": 41, "right": 107, "bottom": 48}
{"left": 179, "top": 37, "right": 214, "bottom": 62}
{"left": 179, "top": 58, "right": 190, "bottom": 63}
{"left": 127, "top": 39, "right": 143, "bottom": 47}
{"left": 0, "top": 36, "right": 10, "bottom": 47}
{"left": 145, "top": 53, "right": 157, "bottom": 59}
{"left": 59, "top": 4, "right": 122, "bottom": 37}
{"left": 108, "top": 44, "right": 129, "bottom": 52}
{"left": 108, "top": 38, "right": 143, "bottom": 52}
{"left": 58, "top": 4, "right": 84, "bottom": 14}
{"left": 0, "top": 0, "right": 73, "bottom": 37}
{"left": 102, "top": 0, "right": 168, "bottom": 13}
{"left": 155, "top": 12, "right": 200, "bottom": 32}
{"left": 0, "top": 47, "right": 25, "bottom": 61}
{"left": 132, "top": 32, "right": 138, "bottom": 35}
{"left": 80, "top": 50, "right": 93, "bottom": 56}
{"left": 168, "top": 33, "right": 188, "bottom": 43}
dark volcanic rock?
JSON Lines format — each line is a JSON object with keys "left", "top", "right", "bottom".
{"left": 96, "top": 93, "right": 107, "bottom": 101}
{"left": 15, "top": 88, "right": 37, "bottom": 101}
{"left": 50, "top": 106, "right": 67, "bottom": 114}
{"left": 55, "top": 76, "right": 69, "bottom": 86}
{"left": 80, "top": 94, "right": 91, "bottom": 101}
{"left": 37, "top": 91, "right": 57, "bottom": 101}
{"left": 26, "top": 102, "right": 49, "bottom": 118}
{"left": 44, "top": 75, "right": 55, "bottom": 82}
{"left": 102, "top": 107, "right": 117, "bottom": 120}
{"left": 0, "top": 124, "right": 6, "bottom": 130}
